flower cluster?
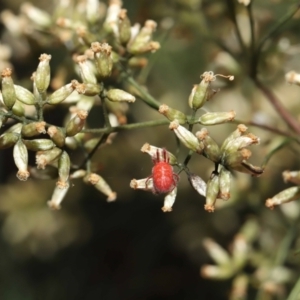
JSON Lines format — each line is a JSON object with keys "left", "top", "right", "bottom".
{"left": 0, "top": 0, "right": 162, "bottom": 209}
{"left": 131, "top": 72, "right": 263, "bottom": 212}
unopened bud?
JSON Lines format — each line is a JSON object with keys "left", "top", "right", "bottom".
{"left": 218, "top": 167, "right": 231, "bottom": 200}
{"left": 222, "top": 148, "right": 252, "bottom": 168}
{"left": 118, "top": 9, "right": 131, "bottom": 45}
{"left": 75, "top": 55, "right": 97, "bottom": 84}
{"left": 232, "top": 235, "right": 248, "bottom": 269}
{"left": 35, "top": 54, "right": 51, "bottom": 93}
{"left": 223, "top": 133, "right": 260, "bottom": 153}
{"left": 198, "top": 110, "right": 236, "bottom": 125}
{"left": 70, "top": 169, "right": 87, "bottom": 179}
{"left": 162, "top": 187, "right": 177, "bottom": 212}
{"left": 12, "top": 101, "right": 25, "bottom": 117}
{"left": 47, "top": 80, "right": 77, "bottom": 105}
{"left": 91, "top": 42, "right": 113, "bottom": 78}
{"left": 221, "top": 124, "right": 248, "bottom": 151}
{"left": 75, "top": 82, "right": 102, "bottom": 96}
{"left": 0, "top": 132, "right": 19, "bottom": 149}
{"left": 187, "top": 172, "right": 207, "bottom": 197}
{"left": 106, "top": 88, "right": 136, "bottom": 103}
{"left": 87, "top": 173, "right": 117, "bottom": 202}
{"left": 47, "top": 184, "right": 70, "bottom": 210}
{"left": 21, "top": 2, "right": 52, "bottom": 28}
{"left": 86, "top": 0, "right": 102, "bottom": 24}
{"left": 1, "top": 68, "right": 16, "bottom": 109}
{"left": 188, "top": 72, "right": 216, "bottom": 110}
{"left": 205, "top": 172, "right": 220, "bottom": 212}
{"left": 130, "top": 178, "right": 153, "bottom": 191}
{"left": 21, "top": 121, "right": 46, "bottom": 137}
{"left": 57, "top": 151, "right": 70, "bottom": 189}
{"left": 159, "top": 104, "right": 187, "bottom": 124}
{"left": 47, "top": 126, "right": 66, "bottom": 147}
{"left": 265, "top": 186, "right": 300, "bottom": 209}
{"left": 196, "top": 128, "right": 220, "bottom": 163}
{"left": 201, "top": 265, "right": 232, "bottom": 280}
{"left": 203, "top": 238, "right": 231, "bottom": 266}
{"left": 169, "top": 120, "right": 203, "bottom": 153}
{"left": 285, "top": 71, "right": 300, "bottom": 85}
{"left": 230, "top": 160, "right": 263, "bottom": 176}
{"left": 230, "top": 274, "right": 249, "bottom": 300}
{"left": 141, "top": 143, "right": 177, "bottom": 165}
{"left": 127, "top": 20, "right": 159, "bottom": 54}
{"left": 282, "top": 170, "right": 300, "bottom": 185}
{"left": 22, "top": 139, "right": 55, "bottom": 151}
{"left": 13, "top": 139, "right": 30, "bottom": 181}
{"left": 65, "top": 136, "right": 78, "bottom": 150}
{"left": 66, "top": 109, "right": 88, "bottom": 136}
{"left": 35, "top": 147, "right": 62, "bottom": 169}
{"left": 14, "top": 85, "right": 36, "bottom": 105}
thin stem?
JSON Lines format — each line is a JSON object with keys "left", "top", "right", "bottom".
{"left": 251, "top": 3, "right": 300, "bottom": 78}
{"left": 123, "top": 75, "right": 161, "bottom": 110}
{"left": 287, "top": 275, "right": 300, "bottom": 300}
{"left": 246, "top": 2, "right": 255, "bottom": 59}
{"left": 82, "top": 119, "right": 170, "bottom": 134}
{"left": 226, "top": 0, "right": 247, "bottom": 54}
{"left": 233, "top": 119, "right": 300, "bottom": 142}
{"left": 254, "top": 79, "right": 300, "bottom": 134}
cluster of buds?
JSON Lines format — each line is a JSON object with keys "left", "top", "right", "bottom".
{"left": 0, "top": 47, "right": 137, "bottom": 209}
{"left": 265, "top": 170, "right": 300, "bottom": 210}
{"left": 132, "top": 72, "right": 263, "bottom": 212}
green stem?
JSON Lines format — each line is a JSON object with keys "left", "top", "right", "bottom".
{"left": 252, "top": 3, "right": 300, "bottom": 79}
{"left": 123, "top": 75, "right": 161, "bottom": 110}
{"left": 287, "top": 275, "right": 300, "bottom": 300}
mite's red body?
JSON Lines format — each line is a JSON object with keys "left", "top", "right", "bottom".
{"left": 147, "top": 148, "right": 179, "bottom": 194}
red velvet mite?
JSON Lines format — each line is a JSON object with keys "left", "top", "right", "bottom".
{"left": 146, "top": 148, "right": 179, "bottom": 194}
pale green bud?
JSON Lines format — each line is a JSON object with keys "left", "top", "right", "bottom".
{"left": 130, "top": 178, "right": 153, "bottom": 192}
{"left": 47, "top": 183, "right": 70, "bottom": 210}
{"left": 205, "top": 172, "right": 220, "bottom": 212}
{"left": 47, "top": 80, "right": 77, "bottom": 105}
{"left": 203, "top": 238, "right": 231, "bottom": 267}
{"left": 141, "top": 143, "right": 178, "bottom": 165}
{"left": 75, "top": 55, "right": 97, "bottom": 84}
{"left": 0, "top": 132, "right": 19, "bottom": 149}
{"left": 5, "top": 123, "right": 22, "bottom": 134}
{"left": 221, "top": 124, "right": 248, "bottom": 151}
{"left": 218, "top": 166, "right": 231, "bottom": 200}
{"left": 169, "top": 120, "right": 203, "bottom": 153}
{"left": 283, "top": 170, "right": 300, "bottom": 185}
{"left": 84, "top": 138, "right": 100, "bottom": 153}
{"left": 14, "top": 84, "right": 36, "bottom": 105}
{"left": 1, "top": 68, "right": 16, "bottom": 109}
{"left": 231, "top": 235, "right": 248, "bottom": 270}
{"left": 231, "top": 161, "right": 263, "bottom": 176}
{"left": 187, "top": 172, "right": 207, "bottom": 197}
{"left": 188, "top": 72, "right": 214, "bottom": 110}
{"left": 57, "top": 151, "right": 70, "bottom": 189}
{"left": 21, "top": 2, "right": 52, "bottom": 28}
{"left": 22, "top": 139, "right": 55, "bottom": 151}
{"left": 222, "top": 148, "right": 252, "bottom": 168}
{"left": 118, "top": 9, "right": 131, "bottom": 45}
{"left": 35, "top": 147, "right": 62, "bottom": 169}
{"left": 21, "top": 121, "right": 46, "bottom": 137}
{"left": 75, "top": 82, "right": 102, "bottom": 96}
{"left": 230, "top": 274, "right": 249, "bottom": 300}
{"left": 66, "top": 109, "right": 88, "bottom": 136}
{"left": 65, "top": 136, "right": 78, "bottom": 150}
{"left": 35, "top": 54, "right": 51, "bottom": 93}
{"left": 91, "top": 42, "right": 113, "bottom": 78}
{"left": 106, "top": 88, "right": 135, "bottom": 103}
{"left": 159, "top": 104, "right": 187, "bottom": 124}
{"left": 86, "top": 0, "right": 102, "bottom": 24}
{"left": 47, "top": 126, "right": 66, "bottom": 148}
{"left": 13, "top": 139, "right": 30, "bottom": 181}
{"left": 201, "top": 265, "right": 233, "bottom": 280}
{"left": 223, "top": 133, "right": 260, "bottom": 153}
{"left": 198, "top": 110, "right": 236, "bottom": 125}
{"left": 127, "top": 20, "right": 160, "bottom": 54}
{"left": 161, "top": 187, "right": 177, "bottom": 212}
{"left": 196, "top": 128, "right": 220, "bottom": 163}
{"left": 12, "top": 101, "right": 25, "bottom": 117}
{"left": 265, "top": 186, "right": 300, "bottom": 209}
{"left": 70, "top": 169, "right": 87, "bottom": 179}
{"left": 87, "top": 173, "right": 117, "bottom": 202}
